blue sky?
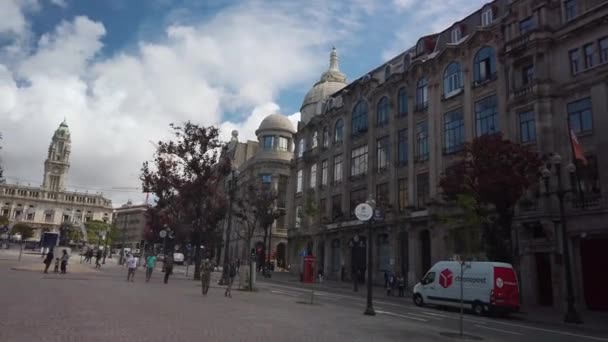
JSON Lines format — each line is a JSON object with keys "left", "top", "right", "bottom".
{"left": 0, "top": 0, "right": 488, "bottom": 205}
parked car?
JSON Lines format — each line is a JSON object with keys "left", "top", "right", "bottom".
{"left": 173, "top": 252, "right": 185, "bottom": 265}
{"left": 412, "top": 261, "right": 520, "bottom": 316}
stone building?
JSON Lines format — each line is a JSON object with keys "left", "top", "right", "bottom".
{"left": 220, "top": 115, "right": 296, "bottom": 269}
{"left": 0, "top": 121, "right": 113, "bottom": 240}
{"left": 112, "top": 201, "right": 149, "bottom": 251}
{"left": 287, "top": 0, "right": 608, "bottom": 312}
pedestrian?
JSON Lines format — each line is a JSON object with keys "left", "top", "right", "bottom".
{"left": 235, "top": 258, "right": 240, "bottom": 272}
{"left": 318, "top": 268, "right": 324, "bottom": 283}
{"left": 60, "top": 249, "right": 69, "bottom": 274}
{"left": 43, "top": 248, "right": 54, "bottom": 274}
{"left": 224, "top": 261, "right": 236, "bottom": 298}
{"left": 384, "top": 270, "right": 389, "bottom": 288}
{"left": 201, "top": 258, "right": 212, "bottom": 296}
{"left": 145, "top": 253, "right": 157, "bottom": 282}
{"left": 126, "top": 253, "right": 137, "bottom": 282}
{"left": 397, "top": 273, "right": 405, "bottom": 297}
{"left": 95, "top": 249, "right": 102, "bottom": 269}
{"left": 386, "top": 272, "right": 395, "bottom": 296}
{"left": 53, "top": 258, "right": 60, "bottom": 273}
{"left": 86, "top": 249, "right": 93, "bottom": 264}
{"left": 163, "top": 254, "right": 174, "bottom": 284}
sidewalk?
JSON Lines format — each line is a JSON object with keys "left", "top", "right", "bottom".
{"left": 265, "top": 271, "right": 608, "bottom": 334}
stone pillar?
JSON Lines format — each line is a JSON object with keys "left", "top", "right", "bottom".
{"left": 407, "top": 227, "right": 421, "bottom": 287}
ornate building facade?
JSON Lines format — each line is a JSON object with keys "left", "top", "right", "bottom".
{"left": 0, "top": 121, "right": 113, "bottom": 240}
{"left": 287, "top": 0, "right": 608, "bottom": 311}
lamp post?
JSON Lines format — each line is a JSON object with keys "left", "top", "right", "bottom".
{"left": 119, "top": 213, "right": 129, "bottom": 265}
{"left": 102, "top": 230, "right": 109, "bottom": 264}
{"left": 355, "top": 197, "right": 376, "bottom": 316}
{"left": 221, "top": 169, "right": 239, "bottom": 285}
{"left": 540, "top": 153, "right": 582, "bottom": 324}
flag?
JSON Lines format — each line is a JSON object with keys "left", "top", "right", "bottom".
{"left": 570, "top": 129, "right": 587, "bottom": 166}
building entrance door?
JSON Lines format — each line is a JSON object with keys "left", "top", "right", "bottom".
{"left": 535, "top": 252, "right": 553, "bottom": 306}
{"left": 581, "top": 237, "right": 608, "bottom": 310}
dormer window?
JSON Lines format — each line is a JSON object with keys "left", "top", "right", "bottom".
{"left": 451, "top": 27, "right": 461, "bottom": 43}
{"left": 481, "top": 7, "right": 493, "bottom": 27}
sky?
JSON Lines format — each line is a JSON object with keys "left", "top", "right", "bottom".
{"left": 0, "top": 0, "right": 489, "bottom": 207}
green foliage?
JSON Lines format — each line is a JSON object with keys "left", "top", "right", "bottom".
{"left": 12, "top": 223, "right": 34, "bottom": 240}
{"left": 0, "top": 215, "right": 8, "bottom": 227}
{"left": 440, "top": 194, "right": 485, "bottom": 259}
{"left": 303, "top": 189, "right": 317, "bottom": 225}
{"left": 85, "top": 220, "right": 111, "bottom": 245}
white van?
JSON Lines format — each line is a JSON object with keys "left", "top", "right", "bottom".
{"left": 412, "top": 261, "right": 519, "bottom": 316}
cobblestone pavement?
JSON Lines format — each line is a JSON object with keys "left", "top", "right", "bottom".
{"left": 1, "top": 253, "right": 607, "bottom": 342}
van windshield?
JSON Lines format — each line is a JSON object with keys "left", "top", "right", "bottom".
{"left": 422, "top": 272, "right": 435, "bottom": 284}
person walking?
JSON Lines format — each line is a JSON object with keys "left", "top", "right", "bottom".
{"left": 386, "top": 272, "right": 395, "bottom": 297}
{"left": 60, "top": 250, "right": 69, "bottom": 274}
{"left": 86, "top": 249, "right": 93, "bottom": 264}
{"left": 224, "top": 261, "right": 236, "bottom": 298}
{"left": 95, "top": 249, "right": 102, "bottom": 269}
{"left": 145, "top": 254, "right": 157, "bottom": 282}
{"left": 126, "top": 253, "right": 138, "bottom": 282}
{"left": 163, "top": 254, "right": 174, "bottom": 284}
{"left": 397, "top": 273, "right": 405, "bottom": 297}
{"left": 201, "top": 258, "right": 212, "bottom": 296}
{"left": 43, "top": 248, "right": 54, "bottom": 274}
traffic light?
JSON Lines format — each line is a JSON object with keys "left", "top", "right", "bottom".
{"left": 250, "top": 248, "right": 256, "bottom": 258}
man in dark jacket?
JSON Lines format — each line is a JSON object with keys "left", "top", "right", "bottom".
{"left": 163, "top": 254, "right": 174, "bottom": 284}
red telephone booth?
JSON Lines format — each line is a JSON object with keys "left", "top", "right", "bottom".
{"left": 302, "top": 255, "right": 316, "bottom": 283}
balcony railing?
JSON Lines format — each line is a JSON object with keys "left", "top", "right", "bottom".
{"left": 513, "top": 81, "right": 537, "bottom": 99}
{"left": 570, "top": 193, "right": 607, "bottom": 210}
{"left": 505, "top": 32, "right": 531, "bottom": 53}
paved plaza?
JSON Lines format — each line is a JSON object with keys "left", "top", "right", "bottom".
{"left": 1, "top": 250, "right": 607, "bottom": 342}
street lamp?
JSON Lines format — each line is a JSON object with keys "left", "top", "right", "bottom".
{"left": 102, "top": 230, "right": 109, "bottom": 264}
{"left": 354, "top": 196, "right": 376, "bottom": 316}
{"left": 540, "top": 153, "right": 582, "bottom": 324}
{"left": 221, "top": 168, "right": 239, "bottom": 285}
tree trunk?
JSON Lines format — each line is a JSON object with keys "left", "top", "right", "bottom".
{"left": 193, "top": 232, "right": 202, "bottom": 280}
{"left": 262, "top": 225, "right": 269, "bottom": 269}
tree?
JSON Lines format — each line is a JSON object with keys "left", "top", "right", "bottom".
{"left": 141, "top": 122, "right": 231, "bottom": 280}
{"left": 12, "top": 223, "right": 34, "bottom": 240}
{"left": 59, "top": 222, "right": 80, "bottom": 246}
{"left": 85, "top": 220, "right": 112, "bottom": 246}
{"left": 439, "top": 133, "right": 541, "bottom": 263}
{"left": 438, "top": 194, "right": 486, "bottom": 260}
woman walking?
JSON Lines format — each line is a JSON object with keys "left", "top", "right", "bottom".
{"left": 43, "top": 248, "right": 54, "bottom": 274}
{"left": 60, "top": 250, "right": 69, "bottom": 274}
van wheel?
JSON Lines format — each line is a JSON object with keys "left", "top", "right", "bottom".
{"left": 413, "top": 294, "right": 424, "bottom": 307}
{"left": 472, "top": 302, "right": 485, "bottom": 316}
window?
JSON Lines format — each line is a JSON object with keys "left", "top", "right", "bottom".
{"left": 376, "top": 97, "right": 389, "bottom": 127}
{"left": 481, "top": 7, "right": 493, "bottom": 26}
{"left": 351, "top": 145, "right": 368, "bottom": 177}
{"left": 322, "top": 127, "right": 329, "bottom": 148}
{"left": 297, "top": 139, "right": 305, "bottom": 158}
{"left": 398, "top": 179, "right": 408, "bottom": 212}
{"left": 443, "top": 62, "right": 463, "bottom": 97}
{"left": 334, "top": 119, "right": 344, "bottom": 143}
{"left": 352, "top": 100, "right": 369, "bottom": 136}
{"left": 565, "top": 0, "right": 577, "bottom": 21}
{"left": 444, "top": 109, "right": 464, "bottom": 153}
{"left": 319, "top": 198, "right": 326, "bottom": 219}
{"left": 385, "top": 65, "right": 391, "bottom": 80}
{"left": 45, "top": 213, "right": 53, "bottom": 223}
{"left": 584, "top": 43, "right": 594, "bottom": 69}
{"left": 416, "top": 121, "right": 429, "bottom": 161}
{"left": 519, "top": 111, "right": 536, "bottom": 143}
{"left": 377, "top": 234, "right": 390, "bottom": 271}
{"left": 376, "top": 183, "right": 389, "bottom": 207}
{"left": 600, "top": 37, "right": 608, "bottom": 63}
{"left": 296, "top": 169, "right": 303, "bottom": 193}
{"left": 570, "top": 49, "right": 580, "bottom": 75}
{"left": 332, "top": 195, "right": 342, "bottom": 220}
{"left": 451, "top": 27, "right": 461, "bottom": 43}
{"left": 333, "top": 154, "right": 343, "bottom": 183}
{"left": 578, "top": 155, "right": 600, "bottom": 195}
{"left": 321, "top": 160, "right": 328, "bottom": 186}
{"left": 416, "top": 173, "right": 429, "bottom": 208}
{"left": 416, "top": 77, "right": 428, "bottom": 110}
{"left": 310, "top": 164, "right": 317, "bottom": 188}
{"left": 475, "top": 95, "right": 499, "bottom": 136}
{"left": 295, "top": 206, "right": 302, "bottom": 228}
{"left": 26, "top": 213, "right": 34, "bottom": 221}
{"left": 519, "top": 16, "right": 536, "bottom": 34}
{"left": 522, "top": 64, "right": 534, "bottom": 86}
{"left": 261, "top": 174, "right": 272, "bottom": 184}
{"left": 398, "top": 129, "right": 408, "bottom": 166}
{"left": 397, "top": 88, "right": 408, "bottom": 117}
{"left": 376, "top": 137, "right": 390, "bottom": 171}
{"left": 312, "top": 131, "right": 318, "bottom": 149}
{"left": 421, "top": 271, "right": 436, "bottom": 285}
{"left": 278, "top": 137, "right": 289, "bottom": 151}
{"left": 263, "top": 135, "right": 275, "bottom": 151}
{"left": 350, "top": 188, "right": 367, "bottom": 217}
{"left": 568, "top": 97, "right": 593, "bottom": 134}
{"left": 474, "top": 46, "right": 496, "bottom": 83}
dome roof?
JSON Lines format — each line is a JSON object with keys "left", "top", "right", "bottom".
{"left": 257, "top": 114, "right": 296, "bottom": 134}
{"left": 300, "top": 48, "right": 347, "bottom": 124}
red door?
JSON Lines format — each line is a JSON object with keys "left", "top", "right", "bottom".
{"left": 581, "top": 238, "right": 608, "bottom": 311}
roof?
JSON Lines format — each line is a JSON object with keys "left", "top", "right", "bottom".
{"left": 256, "top": 114, "right": 296, "bottom": 134}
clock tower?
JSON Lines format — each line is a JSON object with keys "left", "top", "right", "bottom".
{"left": 42, "top": 120, "right": 71, "bottom": 191}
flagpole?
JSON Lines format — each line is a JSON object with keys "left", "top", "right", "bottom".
{"left": 566, "top": 121, "right": 585, "bottom": 207}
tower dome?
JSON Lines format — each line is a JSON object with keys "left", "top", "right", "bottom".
{"left": 300, "top": 47, "right": 347, "bottom": 124}
{"left": 256, "top": 114, "right": 296, "bottom": 135}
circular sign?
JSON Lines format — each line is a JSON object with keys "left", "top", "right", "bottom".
{"left": 496, "top": 277, "right": 504, "bottom": 289}
{"left": 159, "top": 230, "right": 167, "bottom": 238}
{"left": 355, "top": 203, "right": 373, "bottom": 222}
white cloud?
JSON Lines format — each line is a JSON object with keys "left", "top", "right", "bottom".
{"left": 50, "top": 0, "right": 67, "bottom": 7}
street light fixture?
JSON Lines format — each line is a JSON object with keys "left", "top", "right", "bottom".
{"left": 541, "top": 153, "right": 582, "bottom": 324}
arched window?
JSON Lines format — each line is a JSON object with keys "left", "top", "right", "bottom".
{"left": 474, "top": 46, "right": 496, "bottom": 83}
{"left": 443, "top": 62, "right": 463, "bottom": 97}
{"left": 322, "top": 127, "right": 329, "bottom": 148}
{"left": 352, "top": 100, "right": 369, "bottom": 135}
{"left": 384, "top": 66, "right": 391, "bottom": 80}
{"left": 416, "top": 77, "right": 428, "bottom": 110}
{"left": 398, "top": 88, "right": 408, "bottom": 117}
{"left": 297, "top": 138, "right": 305, "bottom": 158}
{"left": 312, "top": 131, "right": 318, "bottom": 149}
{"left": 376, "top": 97, "right": 389, "bottom": 127}
{"left": 334, "top": 119, "right": 344, "bottom": 143}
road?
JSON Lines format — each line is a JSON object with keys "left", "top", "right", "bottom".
{"left": 0, "top": 251, "right": 606, "bottom": 342}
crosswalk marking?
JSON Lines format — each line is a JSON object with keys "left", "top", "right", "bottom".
{"left": 474, "top": 325, "right": 523, "bottom": 335}
{"left": 376, "top": 310, "right": 428, "bottom": 322}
